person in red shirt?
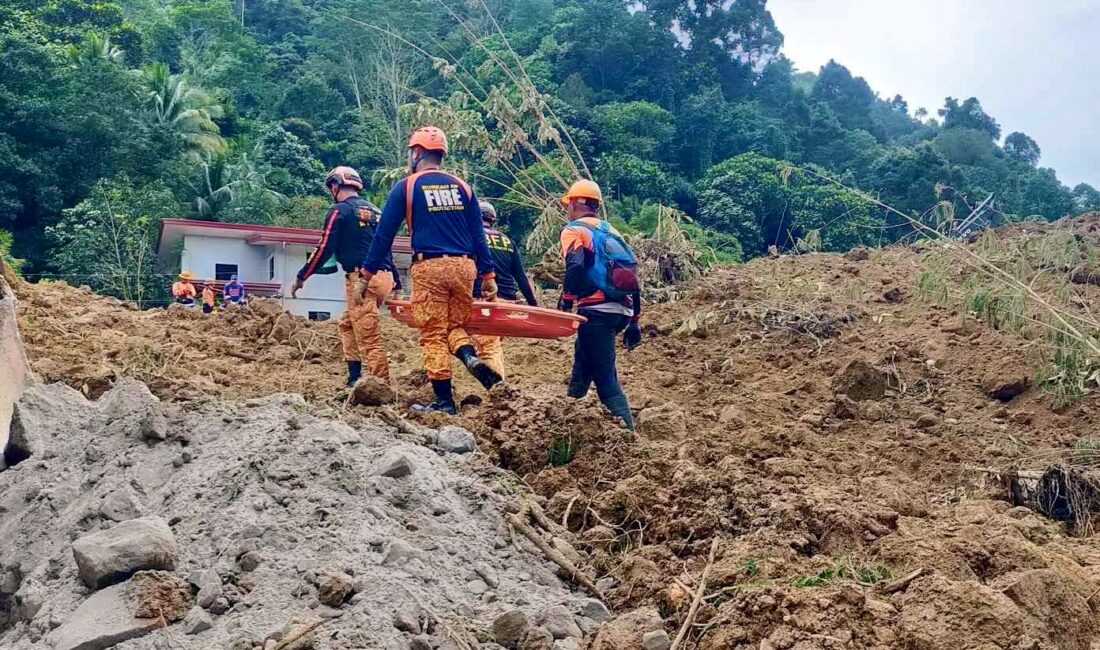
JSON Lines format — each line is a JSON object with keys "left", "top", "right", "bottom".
{"left": 360, "top": 126, "right": 499, "bottom": 414}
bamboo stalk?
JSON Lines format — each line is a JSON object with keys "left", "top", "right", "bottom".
{"left": 670, "top": 538, "right": 720, "bottom": 650}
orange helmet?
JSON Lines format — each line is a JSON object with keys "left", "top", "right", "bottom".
{"left": 561, "top": 179, "right": 603, "bottom": 206}
{"left": 324, "top": 166, "right": 364, "bottom": 191}
{"left": 407, "top": 126, "right": 448, "bottom": 155}
{"left": 179, "top": 270, "right": 195, "bottom": 280}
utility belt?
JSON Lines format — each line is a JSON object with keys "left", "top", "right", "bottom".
{"left": 412, "top": 252, "right": 472, "bottom": 264}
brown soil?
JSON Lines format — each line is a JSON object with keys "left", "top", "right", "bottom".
{"left": 13, "top": 214, "right": 1100, "bottom": 649}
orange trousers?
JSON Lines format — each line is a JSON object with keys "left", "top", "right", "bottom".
{"left": 339, "top": 272, "right": 394, "bottom": 380}
{"left": 410, "top": 257, "right": 477, "bottom": 380}
{"left": 473, "top": 334, "right": 504, "bottom": 379}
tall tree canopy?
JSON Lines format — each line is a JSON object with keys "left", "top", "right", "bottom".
{"left": 0, "top": 0, "right": 1089, "bottom": 288}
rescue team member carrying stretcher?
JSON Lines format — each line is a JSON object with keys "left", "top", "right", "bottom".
{"left": 558, "top": 179, "right": 642, "bottom": 431}
{"left": 291, "top": 166, "right": 399, "bottom": 387}
{"left": 472, "top": 201, "right": 538, "bottom": 378}
{"left": 361, "top": 126, "right": 500, "bottom": 415}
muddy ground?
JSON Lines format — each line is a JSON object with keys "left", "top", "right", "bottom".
{"left": 8, "top": 213, "right": 1100, "bottom": 649}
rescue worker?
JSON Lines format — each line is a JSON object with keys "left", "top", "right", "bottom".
{"left": 201, "top": 281, "right": 216, "bottom": 314}
{"left": 557, "top": 179, "right": 642, "bottom": 430}
{"left": 172, "top": 271, "right": 197, "bottom": 306}
{"left": 290, "top": 166, "right": 398, "bottom": 387}
{"left": 472, "top": 201, "right": 538, "bottom": 378}
{"left": 360, "top": 125, "right": 499, "bottom": 414}
{"left": 223, "top": 274, "right": 246, "bottom": 305}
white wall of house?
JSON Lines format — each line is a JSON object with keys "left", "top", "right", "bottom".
{"left": 181, "top": 235, "right": 268, "bottom": 282}
{"left": 179, "top": 236, "right": 348, "bottom": 320}
{"left": 276, "top": 243, "right": 347, "bottom": 319}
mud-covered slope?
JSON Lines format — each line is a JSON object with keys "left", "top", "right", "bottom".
{"left": 10, "top": 214, "right": 1100, "bottom": 649}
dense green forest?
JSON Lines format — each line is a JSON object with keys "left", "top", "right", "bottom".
{"left": 2, "top": 0, "right": 1099, "bottom": 300}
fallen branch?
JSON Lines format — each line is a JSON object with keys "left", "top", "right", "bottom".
{"left": 377, "top": 406, "right": 431, "bottom": 438}
{"left": 880, "top": 567, "right": 930, "bottom": 594}
{"left": 396, "top": 583, "right": 477, "bottom": 650}
{"left": 507, "top": 510, "right": 606, "bottom": 602}
{"left": 223, "top": 349, "right": 258, "bottom": 362}
{"left": 670, "top": 538, "right": 720, "bottom": 650}
{"left": 274, "top": 619, "right": 328, "bottom": 650}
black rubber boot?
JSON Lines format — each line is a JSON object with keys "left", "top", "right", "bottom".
{"left": 412, "top": 379, "right": 457, "bottom": 415}
{"left": 454, "top": 345, "right": 502, "bottom": 390}
{"left": 604, "top": 394, "right": 635, "bottom": 431}
{"left": 346, "top": 361, "right": 362, "bottom": 387}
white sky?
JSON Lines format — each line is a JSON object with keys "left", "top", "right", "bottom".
{"left": 768, "top": 0, "right": 1100, "bottom": 188}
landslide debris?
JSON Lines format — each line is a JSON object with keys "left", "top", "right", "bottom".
{"left": 7, "top": 213, "right": 1100, "bottom": 648}
{"left": 0, "top": 378, "right": 603, "bottom": 649}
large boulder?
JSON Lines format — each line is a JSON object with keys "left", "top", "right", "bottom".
{"left": 72, "top": 516, "right": 178, "bottom": 589}
{"left": 590, "top": 606, "right": 663, "bottom": 650}
{"left": 49, "top": 580, "right": 162, "bottom": 650}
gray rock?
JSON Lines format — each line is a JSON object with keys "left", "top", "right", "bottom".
{"left": 50, "top": 581, "right": 162, "bottom": 650}
{"left": 393, "top": 605, "right": 423, "bottom": 634}
{"left": 642, "top": 629, "right": 671, "bottom": 650}
{"left": 408, "top": 635, "right": 433, "bottom": 650}
{"left": 492, "top": 609, "right": 530, "bottom": 647}
{"left": 209, "top": 596, "right": 230, "bottom": 615}
{"left": 195, "top": 570, "right": 223, "bottom": 609}
{"left": 239, "top": 550, "right": 264, "bottom": 572}
{"left": 99, "top": 487, "right": 143, "bottom": 522}
{"left": 519, "top": 626, "right": 554, "bottom": 650}
{"left": 183, "top": 606, "right": 213, "bottom": 635}
{"left": 553, "top": 640, "right": 582, "bottom": 650}
{"left": 436, "top": 425, "right": 477, "bottom": 454}
{"left": 382, "top": 539, "right": 426, "bottom": 566}
{"left": 98, "top": 379, "right": 158, "bottom": 422}
{"left": 467, "top": 579, "right": 489, "bottom": 595}
{"left": 475, "top": 562, "right": 500, "bottom": 589}
{"left": 374, "top": 451, "right": 414, "bottom": 478}
{"left": 138, "top": 408, "right": 168, "bottom": 441}
{"left": 538, "top": 605, "right": 582, "bottom": 640}
{"left": 578, "top": 598, "right": 612, "bottom": 622}
{"left": 71, "top": 516, "right": 178, "bottom": 589}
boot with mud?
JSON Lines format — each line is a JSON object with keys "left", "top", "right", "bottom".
{"left": 412, "top": 379, "right": 458, "bottom": 415}
{"left": 604, "top": 393, "right": 635, "bottom": 431}
{"left": 345, "top": 360, "right": 362, "bottom": 387}
{"left": 454, "top": 344, "right": 502, "bottom": 390}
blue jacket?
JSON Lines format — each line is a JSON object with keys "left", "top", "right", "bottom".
{"left": 363, "top": 170, "right": 495, "bottom": 278}
{"left": 297, "top": 196, "right": 394, "bottom": 281}
{"left": 223, "top": 280, "right": 245, "bottom": 302}
{"left": 473, "top": 226, "right": 537, "bottom": 305}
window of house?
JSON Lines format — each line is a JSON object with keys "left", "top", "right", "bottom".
{"left": 215, "top": 264, "right": 238, "bottom": 282}
{"left": 268, "top": 256, "right": 275, "bottom": 280}
{"left": 308, "top": 312, "right": 331, "bottom": 321}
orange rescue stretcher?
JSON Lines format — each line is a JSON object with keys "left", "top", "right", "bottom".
{"left": 386, "top": 300, "right": 586, "bottom": 339}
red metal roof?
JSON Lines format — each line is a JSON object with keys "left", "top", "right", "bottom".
{"left": 157, "top": 218, "right": 412, "bottom": 254}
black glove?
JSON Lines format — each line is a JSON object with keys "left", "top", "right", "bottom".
{"left": 557, "top": 295, "right": 574, "bottom": 312}
{"left": 623, "top": 321, "right": 642, "bottom": 350}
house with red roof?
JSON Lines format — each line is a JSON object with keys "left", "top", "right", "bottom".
{"left": 156, "top": 219, "right": 412, "bottom": 319}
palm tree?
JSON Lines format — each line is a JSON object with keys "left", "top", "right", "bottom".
{"left": 191, "top": 152, "right": 283, "bottom": 220}
{"left": 138, "top": 62, "right": 226, "bottom": 160}
{"left": 66, "top": 31, "right": 125, "bottom": 66}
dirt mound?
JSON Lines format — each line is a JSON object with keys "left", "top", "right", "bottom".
{"left": 9, "top": 213, "right": 1100, "bottom": 648}
{"left": 0, "top": 379, "right": 596, "bottom": 649}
